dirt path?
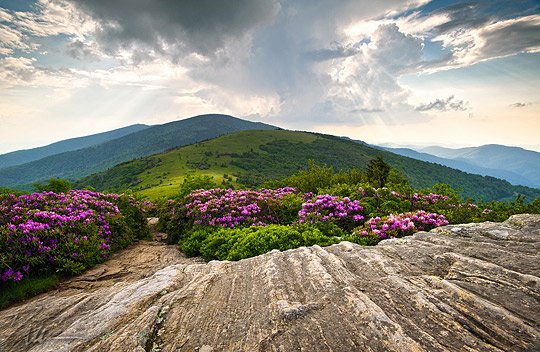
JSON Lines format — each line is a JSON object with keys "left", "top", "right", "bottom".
{"left": 60, "top": 217, "right": 202, "bottom": 292}
{"left": 0, "top": 218, "right": 203, "bottom": 352}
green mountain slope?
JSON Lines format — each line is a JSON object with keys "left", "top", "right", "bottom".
{"left": 77, "top": 130, "right": 540, "bottom": 201}
{"left": 0, "top": 114, "right": 276, "bottom": 188}
{"left": 0, "top": 124, "right": 150, "bottom": 169}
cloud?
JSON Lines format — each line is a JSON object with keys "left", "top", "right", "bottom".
{"left": 64, "top": 0, "right": 433, "bottom": 125}
{"left": 10, "top": 0, "right": 93, "bottom": 38}
{"left": 430, "top": 2, "right": 492, "bottom": 33}
{"left": 415, "top": 95, "right": 469, "bottom": 112}
{"left": 431, "top": 10, "right": 540, "bottom": 69}
{"left": 66, "top": 40, "right": 101, "bottom": 60}
{"left": 510, "top": 102, "right": 530, "bottom": 108}
{"left": 0, "top": 11, "right": 35, "bottom": 55}
{"left": 0, "top": 57, "right": 37, "bottom": 83}
{"left": 0, "top": 0, "right": 537, "bottom": 137}
{"left": 0, "top": 0, "right": 96, "bottom": 56}
{"left": 67, "top": 0, "right": 281, "bottom": 61}
{"left": 347, "top": 1, "right": 540, "bottom": 72}
{"left": 350, "top": 108, "right": 384, "bottom": 114}
{"left": 477, "top": 15, "right": 540, "bottom": 59}
{"left": 311, "top": 23, "right": 425, "bottom": 123}
{"left": 0, "top": 56, "right": 88, "bottom": 89}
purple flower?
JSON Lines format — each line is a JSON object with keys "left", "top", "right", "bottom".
{"left": 13, "top": 271, "right": 23, "bottom": 282}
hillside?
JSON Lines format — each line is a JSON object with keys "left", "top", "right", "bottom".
{"left": 77, "top": 130, "right": 540, "bottom": 201}
{"left": 0, "top": 124, "right": 150, "bottom": 169}
{"left": 0, "top": 115, "right": 276, "bottom": 188}
{"left": 413, "top": 144, "right": 540, "bottom": 188}
{"left": 383, "top": 146, "right": 535, "bottom": 188}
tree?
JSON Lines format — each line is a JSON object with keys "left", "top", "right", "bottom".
{"left": 178, "top": 175, "right": 220, "bottom": 198}
{"left": 285, "top": 160, "right": 335, "bottom": 193}
{"left": 366, "top": 157, "right": 391, "bottom": 188}
{"left": 386, "top": 169, "right": 412, "bottom": 194}
{"left": 33, "top": 178, "right": 74, "bottom": 193}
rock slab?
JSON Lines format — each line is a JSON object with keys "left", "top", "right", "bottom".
{"left": 1, "top": 214, "right": 539, "bottom": 351}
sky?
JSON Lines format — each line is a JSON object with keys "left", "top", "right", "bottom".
{"left": 0, "top": 0, "right": 539, "bottom": 154}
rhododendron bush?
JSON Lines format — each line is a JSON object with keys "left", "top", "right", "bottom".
{"left": 160, "top": 178, "right": 540, "bottom": 262}
{"left": 184, "top": 187, "right": 297, "bottom": 228}
{"left": 298, "top": 194, "right": 364, "bottom": 231}
{"left": 0, "top": 190, "right": 149, "bottom": 285}
{"left": 353, "top": 211, "right": 449, "bottom": 240}
{"left": 159, "top": 186, "right": 455, "bottom": 260}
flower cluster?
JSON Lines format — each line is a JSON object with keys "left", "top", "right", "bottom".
{"left": 386, "top": 190, "right": 450, "bottom": 208}
{"left": 354, "top": 210, "right": 449, "bottom": 240}
{"left": 410, "top": 192, "right": 449, "bottom": 207}
{"left": 298, "top": 194, "right": 364, "bottom": 230}
{"left": 183, "top": 187, "right": 297, "bottom": 228}
{"left": 137, "top": 200, "right": 157, "bottom": 215}
{"left": 0, "top": 190, "right": 142, "bottom": 284}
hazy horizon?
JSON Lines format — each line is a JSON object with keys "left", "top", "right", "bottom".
{"left": 1, "top": 114, "right": 540, "bottom": 155}
{"left": 1, "top": 0, "right": 539, "bottom": 154}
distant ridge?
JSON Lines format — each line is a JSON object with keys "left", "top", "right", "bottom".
{"left": 383, "top": 144, "right": 540, "bottom": 188}
{"left": 0, "top": 124, "right": 150, "bottom": 169}
{"left": 0, "top": 114, "right": 277, "bottom": 187}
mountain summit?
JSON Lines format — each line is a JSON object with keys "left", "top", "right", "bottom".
{"left": 0, "top": 114, "right": 277, "bottom": 187}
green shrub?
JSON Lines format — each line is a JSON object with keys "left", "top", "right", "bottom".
{"left": 318, "top": 183, "right": 365, "bottom": 199}
{"left": 181, "top": 225, "right": 340, "bottom": 261}
{"left": 0, "top": 187, "right": 26, "bottom": 197}
{"left": 333, "top": 168, "right": 366, "bottom": 185}
{"left": 181, "top": 229, "right": 212, "bottom": 257}
{"left": 342, "top": 232, "right": 380, "bottom": 246}
{"left": 224, "top": 226, "right": 304, "bottom": 261}
{"left": 294, "top": 221, "right": 346, "bottom": 238}
{"left": 115, "top": 195, "right": 151, "bottom": 241}
{"left": 273, "top": 193, "right": 304, "bottom": 224}
{"left": 157, "top": 200, "right": 190, "bottom": 244}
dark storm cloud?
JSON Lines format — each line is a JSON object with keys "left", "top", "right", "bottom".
{"left": 66, "top": 40, "right": 99, "bottom": 60}
{"left": 68, "top": 0, "right": 280, "bottom": 59}
{"left": 429, "top": 0, "right": 539, "bottom": 33}
{"left": 431, "top": 2, "right": 491, "bottom": 32}
{"left": 417, "top": 1, "right": 540, "bottom": 68}
{"left": 415, "top": 95, "right": 468, "bottom": 112}
{"left": 479, "top": 17, "right": 540, "bottom": 59}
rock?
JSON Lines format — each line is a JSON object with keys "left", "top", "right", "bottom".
{"left": 1, "top": 214, "right": 539, "bottom": 351}
{"left": 147, "top": 217, "right": 168, "bottom": 242}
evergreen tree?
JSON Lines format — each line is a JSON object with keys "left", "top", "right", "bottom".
{"left": 367, "top": 157, "right": 391, "bottom": 188}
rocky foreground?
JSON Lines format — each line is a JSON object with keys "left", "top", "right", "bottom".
{"left": 1, "top": 215, "right": 539, "bottom": 352}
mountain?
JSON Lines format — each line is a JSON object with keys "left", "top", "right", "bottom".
{"left": 0, "top": 114, "right": 277, "bottom": 188}
{"left": 401, "top": 144, "right": 540, "bottom": 189}
{"left": 77, "top": 129, "right": 540, "bottom": 201}
{"left": 0, "top": 124, "right": 150, "bottom": 169}
{"left": 383, "top": 147, "right": 536, "bottom": 188}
